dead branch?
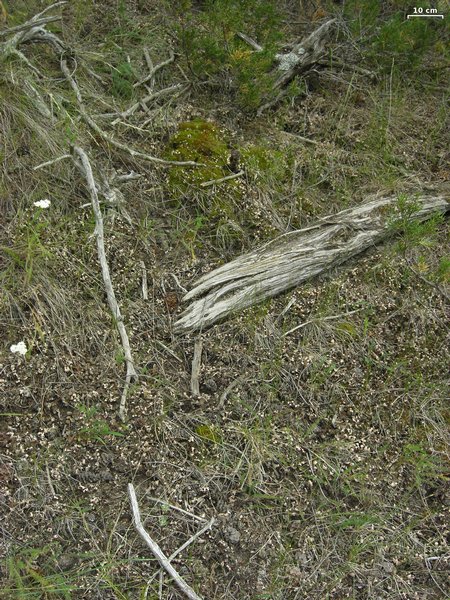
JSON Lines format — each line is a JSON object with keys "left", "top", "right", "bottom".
{"left": 0, "top": 2, "right": 66, "bottom": 58}
{"left": 200, "top": 170, "right": 244, "bottom": 187}
{"left": 143, "top": 47, "right": 153, "bottom": 71}
{"left": 1, "top": 14, "right": 199, "bottom": 168}
{"left": 169, "top": 517, "right": 214, "bottom": 562}
{"left": 71, "top": 146, "right": 138, "bottom": 420}
{"left": 22, "top": 79, "right": 54, "bottom": 118}
{"left": 317, "top": 58, "right": 377, "bottom": 80}
{"left": 60, "top": 58, "right": 198, "bottom": 167}
{"left": 128, "top": 483, "right": 204, "bottom": 600}
{"left": 256, "top": 19, "right": 335, "bottom": 114}
{"left": 236, "top": 31, "right": 263, "bottom": 52}
{"left": 158, "top": 516, "right": 214, "bottom": 597}
{"left": 115, "top": 171, "right": 142, "bottom": 182}
{"left": 33, "top": 154, "right": 71, "bottom": 170}
{"left": 190, "top": 340, "right": 203, "bottom": 397}
{"left": 257, "top": 89, "right": 288, "bottom": 116}
{"left": 273, "top": 19, "right": 336, "bottom": 90}
{"left": 174, "top": 193, "right": 449, "bottom": 333}
{"left": 134, "top": 49, "right": 175, "bottom": 88}
{"left": 146, "top": 496, "right": 208, "bottom": 523}
{"left": 112, "top": 83, "right": 185, "bottom": 124}
{"left": 140, "top": 260, "right": 148, "bottom": 300}
{"left": 0, "top": 15, "right": 61, "bottom": 39}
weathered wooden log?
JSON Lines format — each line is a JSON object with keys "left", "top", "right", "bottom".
{"left": 257, "top": 19, "right": 335, "bottom": 114}
{"left": 273, "top": 19, "right": 336, "bottom": 90}
{"left": 174, "top": 193, "right": 448, "bottom": 333}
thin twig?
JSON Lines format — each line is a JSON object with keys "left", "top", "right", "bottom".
{"left": 236, "top": 31, "right": 263, "bottom": 52}
{"left": 140, "top": 260, "right": 148, "bottom": 301}
{"left": 169, "top": 273, "right": 188, "bottom": 294}
{"left": 115, "top": 171, "right": 142, "bottom": 182}
{"left": 45, "top": 463, "right": 57, "bottom": 498}
{"left": 190, "top": 339, "right": 203, "bottom": 397}
{"left": 146, "top": 496, "right": 208, "bottom": 522}
{"left": 30, "top": 1, "right": 67, "bottom": 21}
{"left": 257, "top": 89, "right": 288, "bottom": 116}
{"left": 283, "top": 308, "right": 364, "bottom": 337}
{"left": 143, "top": 47, "right": 155, "bottom": 93}
{"left": 169, "top": 517, "right": 215, "bottom": 562}
{"left": 318, "top": 58, "right": 377, "bottom": 80}
{"left": 112, "top": 83, "right": 184, "bottom": 124}
{"left": 33, "top": 154, "right": 71, "bottom": 170}
{"left": 0, "top": 16, "right": 61, "bottom": 38}
{"left": 134, "top": 50, "right": 175, "bottom": 88}
{"left": 128, "top": 484, "right": 204, "bottom": 600}
{"left": 71, "top": 146, "right": 138, "bottom": 421}
{"left": 155, "top": 340, "right": 183, "bottom": 364}
{"left": 60, "top": 58, "right": 199, "bottom": 167}
{"left": 9, "top": 48, "right": 43, "bottom": 75}
{"left": 279, "top": 131, "right": 319, "bottom": 145}
{"left": 218, "top": 373, "right": 249, "bottom": 409}
{"left": 407, "top": 263, "right": 450, "bottom": 302}
{"left": 200, "top": 170, "right": 244, "bottom": 188}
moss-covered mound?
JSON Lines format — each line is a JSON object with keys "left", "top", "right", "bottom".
{"left": 164, "top": 119, "right": 230, "bottom": 189}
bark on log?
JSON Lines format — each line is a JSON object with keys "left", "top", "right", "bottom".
{"left": 174, "top": 193, "right": 448, "bottom": 333}
{"left": 273, "top": 19, "right": 336, "bottom": 90}
{"left": 256, "top": 19, "right": 335, "bottom": 114}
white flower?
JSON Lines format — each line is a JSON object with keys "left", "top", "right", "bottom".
{"left": 33, "top": 199, "right": 51, "bottom": 209}
{"left": 10, "top": 341, "right": 27, "bottom": 355}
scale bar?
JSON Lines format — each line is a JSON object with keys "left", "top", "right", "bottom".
{"left": 407, "top": 14, "right": 444, "bottom": 19}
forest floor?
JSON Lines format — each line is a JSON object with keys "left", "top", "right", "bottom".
{"left": 0, "top": 1, "right": 449, "bottom": 599}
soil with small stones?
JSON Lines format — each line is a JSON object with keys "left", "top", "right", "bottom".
{"left": 1, "top": 3, "right": 449, "bottom": 598}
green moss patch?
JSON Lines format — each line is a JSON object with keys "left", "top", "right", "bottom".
{"left": 164, "top": 119, "right": 230, "bottom": 189}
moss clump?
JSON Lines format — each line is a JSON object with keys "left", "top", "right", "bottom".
{"left": 241, "top": 144, "right": 287, "bottom": 183}
{"left": 164, "top": 119, "right": 230, "bottom": 189}
{"left": 196, "top": 424, "right": 222, "bottom": 444}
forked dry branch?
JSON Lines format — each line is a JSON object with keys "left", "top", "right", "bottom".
{"left": 174, "top": 193, "right": 449, "bottom": 333}
{"left": 71, "top": 146, "right": 138, "bottom": 422}
{"left": 128, "top": 483, "right": 208, "bottom": 600}
{"left": 0, "top": 4, "right": 199, "bottom": 167}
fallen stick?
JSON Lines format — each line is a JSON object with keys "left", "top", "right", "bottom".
{"left": 1, "top": 13, "right": 199, "bottom": 168}
{"left": 146, "top": 496, "right": 208, "bottom": 523}
{"left": 33, "top": 154, "right": 71, "bottom": 170}
{"left": 134, "top": 49, "right": 175, "bottom": 88}
{"left": 174, "top": 193, "right": 449, "bottom": 333}
{"left": 200, "top": 170, "right": 244, "bottom": 188}
{"left": 158, "top": 516, "right": 215, "bottom": 598}
{"left": 256, "top": 19, "right": 335, "bottom": 114}
{"left": 140, "top": 260, "right": 148, "bottom": 300}
{"left": 190, "top": 340, "right": 203, "bottom": 397}
{"left": 169, "top": 517, "right": 214, "bottom": 562}
{"left": 0, "top": 15, "right": 61, "bottom": 38}
{"left": 317, "top": 58, "right": 377, "bottom": 80}
{"left": 60, "top": 58, "right": 198, "bottom": 167}
{"left": 128, "top": 483, "right": 204, "bottom": 600}
{"left": 236, "top": 31, "right": 263, "bottom": 52}
{"left": 273, "top": 19, "right": 336, "bottom": 90}
{"left": 283, "top": 308, "right": 364, "bottom": 337}
{"left": 112, "top": 83, "right": 185, "bottom": 124}
{"left": 0, "top": 1, "right": 66, "bottom": 56}
{"left": 71, "top": 146, "right": 138, "bottom": 420}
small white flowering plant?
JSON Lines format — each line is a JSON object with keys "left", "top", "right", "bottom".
{"left": 10, "top": 197, "right": 55, "bottom": 284}
{"left": 10, "top": 341, "right": 28, "bottom": 356}
{"left": 33, "top": 199, "right": 51, "bottom": 209}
